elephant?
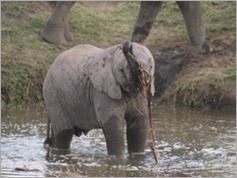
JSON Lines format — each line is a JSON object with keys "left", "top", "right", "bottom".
{"left": 41, "top": 1, "right": 213, "bottom": 53}
{"left": 43, "top": 40, "right": 155, "bottom": 155}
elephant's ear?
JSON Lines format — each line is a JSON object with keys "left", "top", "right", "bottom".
{"left": 90, "top": 51, "right": 122, "bottom": 100}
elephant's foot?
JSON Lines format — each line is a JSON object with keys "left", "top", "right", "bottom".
{"left": 41, "top": 28, "right": 67, "bottom": 45}
{"left": 41, "top": 20, "right": 68, "bottom": 45}
{"left": 41, "top": 25, "right": 73, "bottom": 45}
{"left": 202, "top": 40, "right": 214, "bottom": 53}
{"left": 64, "top": 31, "right": 73, "bottom": 42}
{"left": 189, "top": 40, "right": 214, "bottom": 54}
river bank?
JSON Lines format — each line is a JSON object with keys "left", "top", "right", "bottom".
{"left": 1, "top": 2, "right": 236, "bottom": 109}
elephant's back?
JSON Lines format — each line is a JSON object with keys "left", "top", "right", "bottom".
{"left": 46, "top": 44, "right": 103, "bottom": 78}
{"left": 70, "top": 44, "right": 103, "bottom": 55}
{"left": 43, "top": 44, "right": 103, "bottom": 102}
{"left": 54, "top": 44, "right": 103, "bottom": 65}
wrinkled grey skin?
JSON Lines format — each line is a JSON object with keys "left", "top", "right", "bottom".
{"left": 41, "top": 1, "right": 75, "bottom": 45}
{"left": 41, "top": 1, "right": 213, "bottom": 53}
{"left": 43, "top": 41, "right": 155, "bottom": 155}
{"left": 131, "top": 1, "right": 213, "bottom": 53}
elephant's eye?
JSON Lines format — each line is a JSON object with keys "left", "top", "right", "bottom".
{"left": 120, "top": 68, "right": 124, "bottom": 72}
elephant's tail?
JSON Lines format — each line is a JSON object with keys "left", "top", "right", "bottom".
{"left": 43, "top": 116, "right": 52, "bottom": 149}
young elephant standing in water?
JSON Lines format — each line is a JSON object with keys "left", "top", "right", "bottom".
{"left": 43, "top": 41, "right": 155, "bottom": 155}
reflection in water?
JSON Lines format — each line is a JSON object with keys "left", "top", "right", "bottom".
{"left": 1, "top": 104, "right": 236, "bottom": 177}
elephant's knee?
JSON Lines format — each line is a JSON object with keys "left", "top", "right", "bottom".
{"left": 132, "top": 1, "right": 163, "bottom": 43}
{"left": 132, "top": 22, "right": 153, "bottom": 43}
{"left": 131, "top": 27, "right": 149, "bottom": 43}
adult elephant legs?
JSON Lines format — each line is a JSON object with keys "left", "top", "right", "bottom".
{"left": 131, "top": 1, "right": 213, "bottom": 53}
{"left": 176, "top": 1, "right": 213, "bottom": 53}
{"left": 41, "top": 1, "right": 75, "bottom": 45}
{"left": 131, "top": 1, "right": 163, "bottom": 43}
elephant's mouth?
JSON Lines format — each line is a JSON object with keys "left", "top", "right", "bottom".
{"left": 122, "top": 84, "right": 130, "bottom": 92}
{"left": 122, "top": 82, "right": 143, "bottom": 96}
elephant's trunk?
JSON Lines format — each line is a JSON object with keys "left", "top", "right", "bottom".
{"left": 122, "top": 40, "right": 143, "bottom": 93}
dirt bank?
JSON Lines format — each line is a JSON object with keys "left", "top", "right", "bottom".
{"left": 152, "top": 49, "right": 235, "bottom": 109}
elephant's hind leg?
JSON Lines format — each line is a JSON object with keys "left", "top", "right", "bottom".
{"left": 53, "top": 128, "right": 74, "bottom": 150}
{"left": 46, "top": 106, "right": 74, "bottom": 150}
{"left": 176, "top": 1, "right": 214, "bottom": 53}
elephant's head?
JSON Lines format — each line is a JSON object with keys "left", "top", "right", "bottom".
{"left": 122, "top": 40, "right": 153, "bottom": 94}
{"left": 91, "top": 41, "right": 155, "bottom": 100}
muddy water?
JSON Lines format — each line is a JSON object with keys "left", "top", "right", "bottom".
{"left": 1, "top": 104, "right": 236, "bottom": 177}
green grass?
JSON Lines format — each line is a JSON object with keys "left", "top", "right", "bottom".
{"left": 202, "top": 2, "right": 236, "bottom": 35}
{"left": 161, "top": 66, "right": 236, "bottom": 108}
{"left": 222, "top": 67, "right": 236, "bottom": 80}
{"left": 69, "top": 2, "right": 138, "bottom": 46}
{"left": 1, "top": 1, "right": 236, "bottom": 106}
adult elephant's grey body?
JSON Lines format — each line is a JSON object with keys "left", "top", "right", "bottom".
{"left": 43, "top": 41, "right": 155, "bottom": 155}
{"left": 41, "top": 1, "right": 213, "bottom": 53}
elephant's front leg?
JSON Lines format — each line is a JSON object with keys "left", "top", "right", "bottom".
{"left": 41, "top": 1, "right": 75, "bottom": 45}
{"left": 126, "top": 114, "right": 148, "bottom": 154}
{"left": 102, "top": 115, "right": 125, "bottom": 155}
{"left": 131, "top": 2, "right": 163, "bottom": 43}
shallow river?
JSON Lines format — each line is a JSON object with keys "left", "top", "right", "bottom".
{"left": 1, "top": 104, "right": 236, "bottom": 177}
